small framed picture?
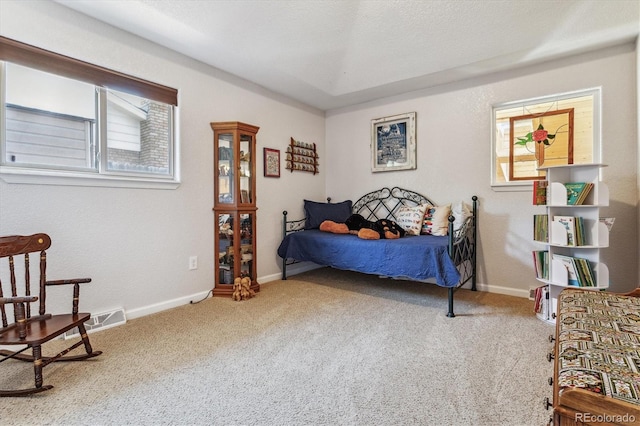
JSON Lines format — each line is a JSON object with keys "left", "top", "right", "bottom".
{"left": 264, "top": 147, "right": 280, "bottom": 177}
{"left": 371, "top": 112, "right": 416, "bottom": 172}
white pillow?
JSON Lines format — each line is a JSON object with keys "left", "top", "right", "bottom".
{"left": 395, "top": 204, "right": 430, "bottom": 236}
{"left": 421, "top": 204, "right": 451, "bottom": 236}
{"left": 451, "top": 201, "right": 472, "bottom": 231}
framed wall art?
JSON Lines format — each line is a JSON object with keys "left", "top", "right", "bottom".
{"left": 263, "top": 147, "right": 280, "bottom": 177}
{"left": 371, "top": 112, "right": 416, "bottom": 172}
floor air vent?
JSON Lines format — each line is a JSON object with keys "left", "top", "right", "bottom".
{"left": 64, "top": 308, "right": 126, "bottom": 340}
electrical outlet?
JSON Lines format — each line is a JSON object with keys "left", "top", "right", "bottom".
{"left": 189, "top": 256, "right": 198, "bottom": 270}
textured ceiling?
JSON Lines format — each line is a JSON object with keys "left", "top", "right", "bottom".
{"left": 55, "top": 0, "right": 640, "bottom": 111}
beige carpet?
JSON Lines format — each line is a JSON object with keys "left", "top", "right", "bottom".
{"left": 1, "top": 268, "right": 555, "bottom": 426}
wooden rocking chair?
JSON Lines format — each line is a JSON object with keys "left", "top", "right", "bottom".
{"left": 0, "top": 233, "right": 102, "bottom": 396}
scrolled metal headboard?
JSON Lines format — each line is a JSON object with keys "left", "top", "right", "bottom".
{"left": 351, "top": 186, "right": 435, "bottom": 223}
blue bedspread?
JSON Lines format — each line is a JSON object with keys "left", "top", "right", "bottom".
{"left": 277, "top": 230, "right": 461, "bottom": 287}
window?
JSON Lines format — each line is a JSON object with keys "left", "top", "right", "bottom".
{"left": 0, "top": 37, "right": 179, "bottom": 188}
{"left": 491, "top": 88, "right": 601, "bottom": 189}
{"left": 104, "top": 89, "right": 173, "bottom": 175}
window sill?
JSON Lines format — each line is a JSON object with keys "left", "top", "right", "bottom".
{"left": 0, "top": 167, "right": 180, "bottom": 189}
{"left": 491, "top": 182, "right": 532, "bottom": 192}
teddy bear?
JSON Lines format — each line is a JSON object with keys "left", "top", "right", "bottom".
{"left": 232, "top": 275, "right": 256, "bottom": 301}
{"left": 320, "top": 214, "right": 405, "bottom": 240}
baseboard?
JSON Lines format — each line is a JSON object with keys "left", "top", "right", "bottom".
{"left": 474, "top": 282, "right": 529, "bottom": 299}
{"left": 258, "top": 271, "right": 284, "bottom": 284}
{"left": 271, "top": 262, "right": 323, "bottom": 280}
{"left": 125, "top": 290, "right": 212, "bottom": 320}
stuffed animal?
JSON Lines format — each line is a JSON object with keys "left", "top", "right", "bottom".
{"left": 232, "top": 276, "right": 256, "bottom": 301}
{"left": 232, "top": 277, "right": 243, "bottom": 301}
{"left": 319, "top": 220, "right": 349, "bottom": 234}
{"left": 241, "top": 276, "right": 255, "bottom": 299}
{"left": 320, "top": 213, "right": 405, "bottom": 240}
{"left": 376, "top": 218, "right": 406, "bottom": 239}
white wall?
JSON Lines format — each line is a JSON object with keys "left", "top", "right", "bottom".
{"left": 326, "top": 43, "right": 638, "bottom": 296}
{"left": 0, "top": 1, "right": 326, "bottom": 318}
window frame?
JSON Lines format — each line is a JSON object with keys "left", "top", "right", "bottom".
{"left": 0, "top": 36, "right": 180, "bottom": 189}
{"left": 490, "top": 87, "right": 602, "bottom": 191}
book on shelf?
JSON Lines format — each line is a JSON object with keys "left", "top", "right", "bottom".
{"left": 553, "top": 254, "right": 596, "bottom": 287}
{"left": 584, "top": 259, "right": 596, "bottom": 287}
{"left": 575, "top": 183, "right": 593, "bottom": 205}
{"left": 553, "top": 254, "right": 580, "bottom": 286}
{"left": 554, "top": 215, "right": 576, "bottom": 246}
{"left": 553, "top": 215, "right": 586, "bottom": 246}
{"left": 574, "top": 216, "right": 585, "bottom": 246}
{"left": 533, "top": 285, "right": 548, "bottom": 317}
{"left": 532, "top": 250, "right": 548, "bottom": 280}
{"left": 534, "top": 285, "right": 542, "bottom": 313}
{"left": 532, "top": 180, "right": 548, "bottom": 205}
{"left": 533, "top": 214, "right": 549, "bottom": 242}
{"left": 565, "top": 182, "right": 594, "bottom": 205}
{"left": 574, "top": 257, "right": 596, "bottom": 287}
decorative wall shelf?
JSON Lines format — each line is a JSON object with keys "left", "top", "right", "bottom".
{"left": 285, "top": 137, "right": 319, "bottom": 174}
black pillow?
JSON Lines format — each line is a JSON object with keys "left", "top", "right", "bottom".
{"left": 304, "top": 199, "right": 353, "bottom": 229}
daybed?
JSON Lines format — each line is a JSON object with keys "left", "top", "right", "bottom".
{"left": 546, "top": 287, "right": 640, "bottom": 425}
{"left": 277, "top": 187, "right": 478, "bottom": 317}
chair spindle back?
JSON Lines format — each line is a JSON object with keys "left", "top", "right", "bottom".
{"left": 0, "top": 234, "right": 51, "bottom": 328}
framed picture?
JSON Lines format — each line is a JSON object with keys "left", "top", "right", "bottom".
{"left": 263, "top": 147, "right": 280, "bottom": 177}
{"left": 371, "top": 112, "right": 416, "bottom": 172}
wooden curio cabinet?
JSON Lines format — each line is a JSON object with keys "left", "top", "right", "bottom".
{"left": 211, "top": 122, "right": 259, "bottom": 297}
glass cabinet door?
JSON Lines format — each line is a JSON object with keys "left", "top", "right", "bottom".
{"left": 239, "top": 133, "right": 253, "bottom": 204}
{"left": 216, "top": 211, "right": 255, "bottom": 284}
{"left": 239, "top": 212, "right": 254, "bottom": 278}
{"left": 217, "top": 133, "right": 234, "bottom": 204}
{"left": 217, "top": 212, "right": 234, "bottom": 284}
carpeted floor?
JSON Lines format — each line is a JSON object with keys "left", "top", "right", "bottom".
{"left": 1, "top": 268, "right": 555, "bottom": 426}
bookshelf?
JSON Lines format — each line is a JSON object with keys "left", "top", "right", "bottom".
{"left": 532, "top": 164, "right": 609, "bottom": 324}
